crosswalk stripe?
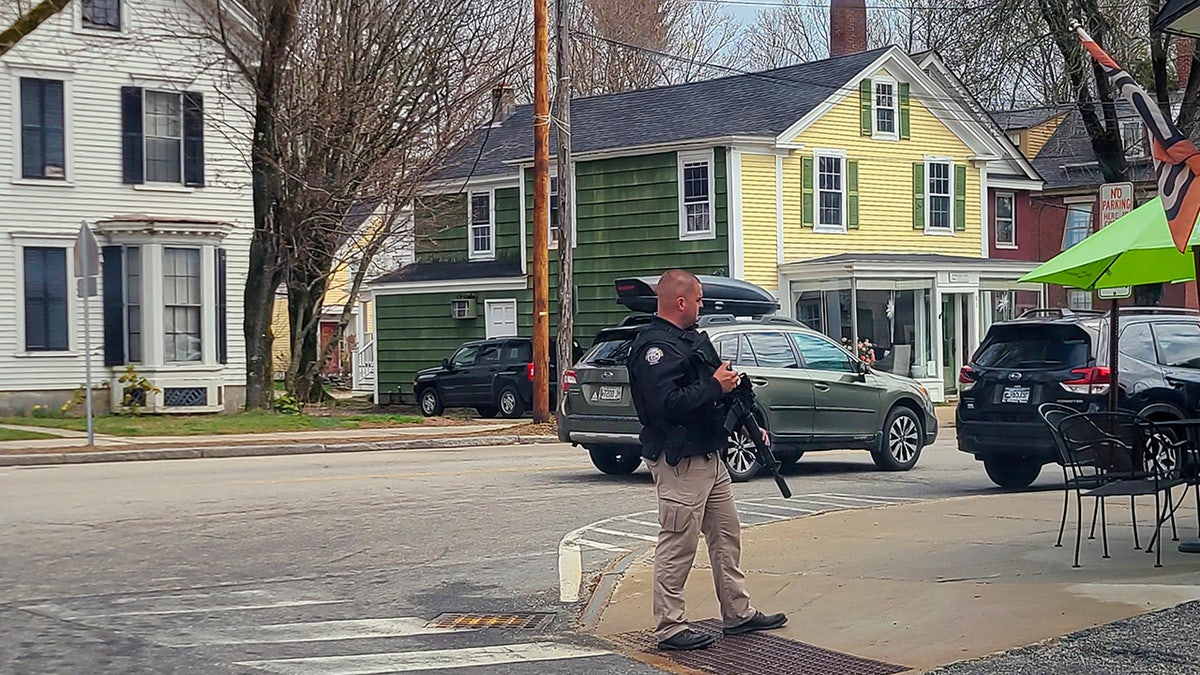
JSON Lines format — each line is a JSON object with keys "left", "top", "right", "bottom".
{"left": 817, "top": 493, "right": 918, "bottom": 503}
{"left": 235, "top": 641, "right": 609, "bottom": 674}
{"left": 618, "top": 517, "right": 661, "bottom": 528}
{"left": 575, "top": 538, "right": 631, "bottom": 552}
{"left": 159, "top": 617, "right": 477, "bottom": 647}
{"left": 587, "top": 527, "right": 658, "bottom": 542}
{"left": 736, "top": 500, "right": 818, "bottom": 514}
{"left": 23, "top": 599, "right": 345, "bottom": 620}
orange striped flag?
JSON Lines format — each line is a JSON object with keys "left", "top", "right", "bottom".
{"left": 1076, "top": 23, "right": 1200, "bottom": 252}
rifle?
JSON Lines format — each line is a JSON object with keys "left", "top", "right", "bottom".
{"left": 722, "top": 373, "right": 792, "bottom": 499}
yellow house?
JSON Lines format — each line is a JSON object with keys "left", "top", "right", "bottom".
{"left": 724, "top": 48, "right": 1044, "bottom": 400}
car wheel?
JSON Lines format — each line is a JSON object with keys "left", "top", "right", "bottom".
{"left": 419, "top": 388, "right": 444, "bottom": 417}
{"left": 983, "top": 456, "right": 1042, "bottom": 489}
{"left": 497, "top": 387, "right": 525, "bottom": 419}
{"left": 475, "top": 406, "right": 498, "bottom": 419}
{"left": 724, "top": 429, "right": 762, "bottom": 482}
{"left": 588, "top": 445, "right": 642, "bottom": 475}
{"left": 872, "top": 406, "right": 923, "bottom": 471}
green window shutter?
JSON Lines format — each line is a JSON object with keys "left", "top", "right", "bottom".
{"left": 859, "top": 79, "right": 872, "bottom": 136}
{"left": 912, "top": 163, "right": 925, "bottom": 230}
{"left": 954, "top": 163, "right": 967, "bottom": 231}
{"left": 847, "top": 159, "right": 859, "bottom": 229}
{"left": 899, "top": 82, "right": 911, "bottom": 140}
{"left": 801, "top": 156, "right": 814, "bottom": 227}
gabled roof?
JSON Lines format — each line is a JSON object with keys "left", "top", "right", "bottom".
{"left": 1032, "top": 103, "right": 1159, "bottom": 191}
{"left": 990, "top": 108, "right": 1063, "bottom": 131}
{"left": 431, "top": 48, "right": 890, "bottom": 182}
{"left": 368, "top": 259, "right": 522, "bottom": 285}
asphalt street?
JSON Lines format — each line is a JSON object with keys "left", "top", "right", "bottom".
{"left": 0, "top": 434, "right": 1054, "bottom": 673}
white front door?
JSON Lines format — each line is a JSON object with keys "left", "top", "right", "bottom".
{"left": 485, "top": 299, "right": 518, "bottom": 338}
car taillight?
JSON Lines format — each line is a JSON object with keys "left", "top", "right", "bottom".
{"left": 526, "top": 363, "right": 535, "bottom": 382}
{"left": 562, "top": 369, "right": 578, "bottom": 389}
{"left": 1061, "top": 367, "right": 1111, "bottom": 395}
{"left": 958, "top": 365, "right": 976, "bottom": 392}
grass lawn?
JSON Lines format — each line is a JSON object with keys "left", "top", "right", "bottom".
{"left": 0, "top": 427, "right": 57, "bottom": 441}
{"left": 0, "top": 412, "right": 426, "bottom": 437}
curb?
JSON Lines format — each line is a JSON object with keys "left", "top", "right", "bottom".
{"left": 578, "top": 542, "right": 650, "bottom": 632}
{"left": 0, "top": 434, "right": 560, "bottom": 467}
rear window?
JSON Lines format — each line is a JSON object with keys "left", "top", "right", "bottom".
{"left": 583, "top": 332, "right": 638, "bottom": 366}
{"left": 974, "top": 325, "right": 1091, "bottom": 370}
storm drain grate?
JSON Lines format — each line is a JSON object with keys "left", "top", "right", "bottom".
{"left": 605, "top": 619, "right": 909, "bottom": 675}
{"left": 426, "top": 612, "right": 556, "bottom": 631}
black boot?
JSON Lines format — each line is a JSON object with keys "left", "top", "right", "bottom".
{"left": 724, "top": 610, "right": 788, "bottom": 635}
{"left": 658, "top": 628, "right": 717, "bottom": 651}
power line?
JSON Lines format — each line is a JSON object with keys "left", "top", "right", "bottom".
{"left": 690, "top": 0, "right": 999, "bottom": 11}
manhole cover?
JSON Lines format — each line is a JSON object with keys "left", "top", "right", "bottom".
{"left": 426, "top": 613, "right": 556, "bottom": 631}
{"left": 606, "top": 619, "right": 909, "bottom": 675}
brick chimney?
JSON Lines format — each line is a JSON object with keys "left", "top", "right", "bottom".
{"left": 830, "top": 0, "right": 867, "bottom": 57}
{"left": 1178, "top": 38, "right": 1194, "bottom": 92}
{"left": 490, "top": 84, "right": 516, "bottom": 125}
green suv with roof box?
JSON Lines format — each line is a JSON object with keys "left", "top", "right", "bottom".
{"left": 557, "top": 277, "right": 939, "bottom": 481}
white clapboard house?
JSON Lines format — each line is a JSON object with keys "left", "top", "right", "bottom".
{"left": 0, "top": 0, "right": 254, "bottom": 414}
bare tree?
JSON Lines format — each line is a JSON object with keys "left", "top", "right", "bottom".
{"left": 1, "top": 0, "right": 72, "bottom": 56}
{"left": 200, "top": 0, "right": 524, "bottom": 405}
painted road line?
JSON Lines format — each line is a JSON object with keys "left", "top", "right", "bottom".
{"left": 586, "top": 527, "right": 658, "bottom": 542}
{"left": 160, "top": 617, "right": 477, "bottom": 648}
{"left": 617, "top": 517, "right": 661, "bottom": 528}
{"left": 235, "top": 641, "right": 609, "bottom": 674}
{"left": 574, "top": 538, "right": 631, "bottom": 553}
{"left": 736, "top": 507, "right": 793, "bottom": 519}
{"left": 735, "top": 501, "right": 818, "bottom": 514}
{"left": 816, "top": 493, "right": 919, "bottom": 503}
{"left": 24, "top": 599, "right": 346, "bottom": 620}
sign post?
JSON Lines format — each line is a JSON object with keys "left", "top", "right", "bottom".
{"left": 74, "top": 221, "right": 100, "bottom": 446}
{"left": 1097, "top": 184, "right": 1135, "bottom": 413}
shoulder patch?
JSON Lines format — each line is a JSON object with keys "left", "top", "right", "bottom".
{"left": 645, "top": 347, "right": 664, "bottom": 365}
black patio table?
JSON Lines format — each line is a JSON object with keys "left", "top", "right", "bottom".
{"left": 1147, "top": 418, "right": 1200, "bottom": 553}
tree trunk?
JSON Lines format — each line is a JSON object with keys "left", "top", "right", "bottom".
{"left": 0, "top": 0, "right": 71, "bottom": 57}
{"left": 243, "top": 234, "right": 281, "bottom": 410}
{"left": 285, "top": 272, "right": 333, "bottom": 403}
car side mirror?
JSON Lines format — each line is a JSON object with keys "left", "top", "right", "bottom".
{"left": 442, "top": 358, "right": 452, "bottom": 370}
{"left": 854, "top": 360, "right": 869, "bottom": 380}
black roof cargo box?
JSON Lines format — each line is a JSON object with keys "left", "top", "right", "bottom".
{"left": 614, "top": 276, "right": 780, "bottom": 317}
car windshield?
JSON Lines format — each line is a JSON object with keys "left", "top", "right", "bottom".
{"left": 583, "top": 333, "right": 638, "bottom": 366}
{"left": 974, "top": 325, "right": 1091, "bottom": 370}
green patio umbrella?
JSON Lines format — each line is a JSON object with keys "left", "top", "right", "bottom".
{"left": 1019, "top": 197, "right": 1199, "bottom": 413}
{"left": 1019, "top": 198, "right": 1198, "bottom": 290}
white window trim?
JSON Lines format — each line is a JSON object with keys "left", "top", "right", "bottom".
{"left": 812, "top": 148, "right": 848, "bottom": 234}
{"left": 994, "top": 191, "right": 1017, "bottom": 249}
{"left": 1120, "top": 119, "right": 1147, "bottom": 159}
{"left": 924, "top": 156, "right": 954, "bottom": 236}
{"left": 13, "top": 236, "right": 77, "bottom": 356}
{"left": 143, "top": 89, "right": 185, "bottom": 187}
{"left": 545, "top": 171, "right": 578, "bottom": 251}
{"left": 468, "top": 189, "right": 496, "bottom": 261}
{"left": 9, "top": 67, "right": 76, "bottom": 186}
{"left": 677, "top": 149, "right": 716, "bottom": 241}
{"left": 1062, "top": 199, "right": 1094, "bottom": 250}
{"left": 74, "top": 0, "right": 132, "bottom": 37}
{"left": 484, "top": 298, "right": 518, "bottom": 339}
{"left": 871, "top": 75, "right": 899, "bottom": 141}
{"left": 161, "top": 246, "right": 205, "bottom": 364}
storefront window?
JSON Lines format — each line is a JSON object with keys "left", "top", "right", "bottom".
{"left": 982, "top": 289, "right": 1042, "bottom": 333}
{"left": 796, "top": 286, "right": 932, "bottom": 379}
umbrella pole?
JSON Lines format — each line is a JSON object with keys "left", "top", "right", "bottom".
{"left": 1108, "top": 299, "right": 1120, "bottom": 413}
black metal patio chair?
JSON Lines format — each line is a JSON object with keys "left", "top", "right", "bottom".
{"left": 1039, "top": 403, "right": 1111, "bottom": 557}
{"left": 1060, "top": 412, "right": 1188, "bottom": 568}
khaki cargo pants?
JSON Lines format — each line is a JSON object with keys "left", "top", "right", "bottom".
{"left": 646, "top": 453, "right": 755, "bottom": 642}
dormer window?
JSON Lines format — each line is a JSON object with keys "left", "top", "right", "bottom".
{"left": 81, "top": 0, "right": 121, "bottom": 31}
{"left": 1121, "top": 120, "right": 1147, "bottom": 159}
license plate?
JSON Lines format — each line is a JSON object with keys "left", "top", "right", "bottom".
{"left": 1002, "top": 386, "right": 1031, "bottom": 404}
{"left": 598, "top": 385, "right": 622, "bottom": 401}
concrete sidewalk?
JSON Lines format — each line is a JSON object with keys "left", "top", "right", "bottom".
{"left": 0, "top": 421, "right": 558, "bottom": 466}
{"left": 590, "top": 491, "right": 1200, "bottom": 673}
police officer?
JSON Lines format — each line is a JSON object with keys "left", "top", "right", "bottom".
{"left": 627, "top": 269, "right": 787, "bottom": 651}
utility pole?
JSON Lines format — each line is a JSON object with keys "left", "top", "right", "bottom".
{"left": 532, "top": 0, "right": 551, "bottom": 423}
{"left": 555, "top": 0, "right": 574, "bottom": 405}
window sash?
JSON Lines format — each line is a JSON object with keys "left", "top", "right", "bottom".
{"left": 124, "top": 246, "right": 142, "bottom": 363}
{"left": 23, "top": 247, "right": 69, "bottom": 352}
{"left": 1063, "top": 204, "right": 1092, "bottom": 249}
{"left": 469, "top": 193, "right": 493, "bottom": 257}
{"left": 163, "top": 247, "right": 202, "bottom": 362}
{"left": 874, "top": 82, "right": 896, "bottom": 134}
{"left": 817, "top": 155, "right": 844, "bottom": 228}
{"left": 20, "top": 79, "right": 66, "bottom": 179}
{"left": 144, "top": 91, "right": 182, "bottom": 183}
{"left": 82, "top": 0, "right": 121, "bottom": 30}
{"left": 927, "top": 162, "right": 952, "bottom": 230}
{"left": 995, "top": 194, "right": 1015, "bottom": 246}
{"left": 680, "top": 158, "right": 713, "bottom": 236}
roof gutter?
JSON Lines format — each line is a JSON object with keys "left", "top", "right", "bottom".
{"left": 504, "top": 135, "right": 776, "bottom": 167}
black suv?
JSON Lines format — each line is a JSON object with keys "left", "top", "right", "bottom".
{"left": 414, "top": 337, "right": 564, "bottom": 418}
{"left": 957, "top": 307, "right": 1200, "bottom": 488}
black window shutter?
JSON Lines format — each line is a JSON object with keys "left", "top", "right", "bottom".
{"left": 182, "top": 91, "right": 205, "bottom": 187}
{"left": 216, "top": 248, "right": 227, "bottom": 364}
{"left": 121, "top": 86, "right": 144, "bottom": 184}
{"left": 102, "top": 246, "right": 126, "bottom": 366}
{"left": 20, "top": 79, "right": 44, "bottom": 178}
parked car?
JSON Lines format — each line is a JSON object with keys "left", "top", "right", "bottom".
{"left": 557, "top": 277, "right": 939, "bottom": 481}
{"left": 957, "top": 307, "right": 1200, "bottom": 489}
{"left": 414, "top": 337, "right": 564, "bottom": 419}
